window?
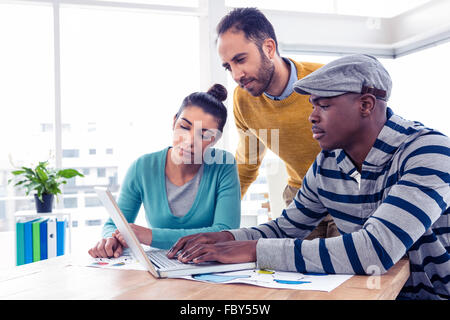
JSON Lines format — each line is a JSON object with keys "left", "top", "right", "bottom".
{"left": 87, "top": 122, "right": 96, "bottom": 133}
{"left": 62, "top": 149, "right": 80, "bottom": 158}
{"left": 58, "top": 5, "right": 200, "bottom": 232}
{"left": 85, "top": 196, "right": 102, "bottom": 208}
{"left": 55, "top": 5, "right": 203, "bottom": 235}
{"left": 97, "top": 168, "right": 106, "bottom": 178}
{"left": 62, "top": 124, "right": 71, "bottom": 132}
{"left": 250, "top": 193, "right": 267, "bottom": 201}
{"left": 380, "top": 42, "right": 450, "bottom": 136}
{"left": 64, "top": 197, "right": 78, "bottom": 209}
{"left": 289, "top": 50, "right": 450, "bottom": 136}
{"left": 0, "top": 1, "right": 201, "bottom": 269}
{"left": 0, "top": 2, "right": 54, "bottom": 234}
{"left": 41, "top": 123, "right": 53, "bottom": 132}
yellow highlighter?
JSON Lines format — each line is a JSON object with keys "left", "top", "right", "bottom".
{"left": 257, "top": 269, "right": 275, "bottom": 274}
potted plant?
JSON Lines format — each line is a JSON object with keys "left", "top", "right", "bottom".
{"left": 8, "top": 161, "right": 84, "bottom": 213}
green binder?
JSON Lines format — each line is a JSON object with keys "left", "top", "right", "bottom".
{"left": 32, "top": 218, "right": 45, "bottom": 262}
{"left": 16, "top": 217, "right": 39, "bottom": 266}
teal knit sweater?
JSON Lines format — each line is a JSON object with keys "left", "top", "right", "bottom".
{"left": 102, "top": 147, "right": 241, "bottom": 249}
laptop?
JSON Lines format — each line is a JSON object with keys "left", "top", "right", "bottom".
{"left": 94, "top": 187, "right": 256, "bottom": 278}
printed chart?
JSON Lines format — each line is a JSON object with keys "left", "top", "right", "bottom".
{"left": 184, "top": 269, "right": 352, "bottom": 292}
{"left": 86, "top": 250, "right": 352, "bottom": 292}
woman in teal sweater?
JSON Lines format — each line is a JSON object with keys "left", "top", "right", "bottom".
{"left": 88, "top": 84, "right": 241, "bottom": 258}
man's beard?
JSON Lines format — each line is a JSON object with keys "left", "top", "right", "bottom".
{"left": 242, "top": 49, "right": 275, "bottom": 97}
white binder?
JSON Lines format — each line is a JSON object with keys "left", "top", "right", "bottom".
{"left": 47, "top": 218, "right": 57, "bottom": 258}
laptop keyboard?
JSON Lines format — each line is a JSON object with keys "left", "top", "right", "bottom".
{"left": 146, "top": 249, "right": 188, "bottom": 269}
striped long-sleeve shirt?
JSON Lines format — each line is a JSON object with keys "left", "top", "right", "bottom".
{"left": 230, "top": 108, "right": 450, "bottom": 300}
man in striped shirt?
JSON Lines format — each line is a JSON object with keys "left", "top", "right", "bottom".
{"left": 168, "top": 54, "right": 450, "bottom": 300}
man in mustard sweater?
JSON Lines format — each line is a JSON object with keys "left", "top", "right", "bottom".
{"left": 216, "top": 7, "right": 339, "bottom": 239}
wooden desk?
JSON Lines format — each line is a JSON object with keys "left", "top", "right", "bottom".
{"left": 0, "top": 255, "right": 410, "bottom": 300}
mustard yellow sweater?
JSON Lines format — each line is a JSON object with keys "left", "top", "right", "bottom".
{"left": 233, "top": 59, "right": 323, "bottom": 197}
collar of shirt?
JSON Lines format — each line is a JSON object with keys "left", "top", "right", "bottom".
{"left": 334, "top": 107, "right": 419, "bottom": 175}
{"left": 263, "top": 57, "right": 297, "bottom": 101}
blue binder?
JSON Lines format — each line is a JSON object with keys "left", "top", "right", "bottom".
{"left": 39, "top": 219, "right": 49, "bottom": 260}
{"left": 56, "top": 218, "right": 67, "bottom": 256}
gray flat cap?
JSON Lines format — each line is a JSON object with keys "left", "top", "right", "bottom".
{"left": 293, "top": 54, "right": 392, "bottom": 101}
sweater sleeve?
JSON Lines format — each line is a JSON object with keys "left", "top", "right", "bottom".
{"left": 229, "top": 158, "right": 329, "bottom": 270}
{"left": 250, "top": 137, "right": 450, "bottom": 275}
{"left": 233, "top": 89, "right": 266, "bottom": 197}
{"left": 151, "top": 159, "right": 242, "bottom": 249}
{"left": 101, "top": 160, "right": 142, "bottom": 239}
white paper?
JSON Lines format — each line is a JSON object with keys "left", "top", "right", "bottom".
{"left": 86, "top": 248, "right": 148, "bottom": 271}
{"left": 179, "top": 269, "right": 353, "bottom": 292}
{"left": 85, "top": 250, "right": 352, "bottom": 292}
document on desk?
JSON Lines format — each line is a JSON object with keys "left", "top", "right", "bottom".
{"left": 181, "top": 269, "right": 353, "bottom": 292}
{"left": 86, "top": 251, "right": 148, "bottom": 271}
{"left": 84, "top": 249, "right": 353, "bottom": 292}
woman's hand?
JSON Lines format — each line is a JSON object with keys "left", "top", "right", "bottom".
{"left": 88, "top": 236, "right": 124, "bottom": 258}
{"left": 113, "top": 224, "right": 153, "bottom": 247}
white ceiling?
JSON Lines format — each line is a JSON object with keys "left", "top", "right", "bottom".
{"left": 11, "top": 0, "right": 450, "bottom": 59}
{"left": 257, "top": 0, "right": 450, "bottom": 58}
{"left": 226, "top": 0, "right": 431, "bottom": 18}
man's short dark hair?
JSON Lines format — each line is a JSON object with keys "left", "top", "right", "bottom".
{"left": 216, "top": 7, "right": 279, "bottom": 55}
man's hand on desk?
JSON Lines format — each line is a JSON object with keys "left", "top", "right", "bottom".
{"left": 167, "top": 231, "right": 257, "bottom": 264}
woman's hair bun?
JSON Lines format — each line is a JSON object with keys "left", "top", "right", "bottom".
{"left": 207, "top": 83, "right": 227, "bottom": 102}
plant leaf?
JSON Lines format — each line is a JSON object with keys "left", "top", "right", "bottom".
{"left": 14, "top": 180, "right": 26, "bottom": 187}
{"left": 57, "top": 168, "right": 84, "bottom": 178}
{"left": 21, "top": 167, "right": 35, "bottom": 176}
{"left": 11, "top": 170, "right": 26, "bottom": 176}
{"left": 35, "top": 167, "right": 48, "bottom": 182}
{"left": 10, "top": 162, "right": 83, "bottom": 198}
{"left": 25, "top": 181, "right": 40, "bottom": 195}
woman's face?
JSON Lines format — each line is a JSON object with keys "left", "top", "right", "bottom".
{"left": 171, "top": 106, "right": 221, "bottom": 165}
